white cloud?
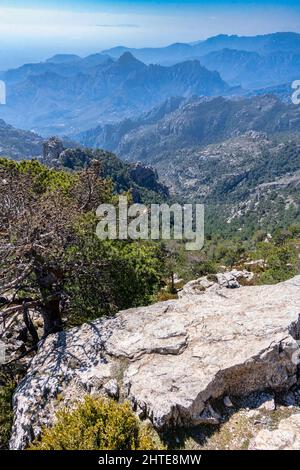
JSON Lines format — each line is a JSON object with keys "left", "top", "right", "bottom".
{"left": 0, "top": 7, "right": 147, "bottom": 44}
{"left": 96, "top": 24, "right": 140, "bottom": 28}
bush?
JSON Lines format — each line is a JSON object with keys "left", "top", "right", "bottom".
{"left": 196, "top": 260, "right": 218, "bottom": 277}
{"left": 155, "top": 290, "right": 178, "bottom": 302}
{"left": 254, "top": 242, "right": 297, "bottom": 284}
{"left": 65, "top": 237, "right": 165, "bottom": 324}
{"left": 29, "top": 396, "right": 162, "bottom": 450}
{"left": 0, "top": 373, "right": 16, "bottom": 449}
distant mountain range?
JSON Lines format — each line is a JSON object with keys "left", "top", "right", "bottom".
{"left": 77, "top": 94, "right": 300, "bottom": 163}
{"left": 0, "top": 122, "right": 168, "bottom": 203}
{"left": 1, "top": 32, "right": 299, "bottom": 136}
{"left": 247, "top": 83, "right": 295, "bottom": 103}
{"left": 162, "top": 132, "right": 300, "bottom": 234}
{"left": 0, "top": 119, "right": 76, "bottom": 160}
{"left": 200, "top": 49, "right": 300, "bottom": 89}
{"left": 1, "top": 94, "right": 300, "bottom": 231}
{"left": 0, "top": 52, "right": 231, "bottom": 136}
{"left": 103, "top": 32, "right": 300, "bottom": 64}
{"left": 104, "top": 33, "right": 300, "bottom": 90}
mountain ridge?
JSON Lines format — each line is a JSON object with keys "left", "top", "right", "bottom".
{"left": 77, "top": 94, "right": 300, "bottom": 230}
{"left": 103, "top": 32, "right": 300, "bottom": 65}
{"left": 77, "top": 94, "right": 300, "bottom": 161}
{"left": 0, "top": 54, "right": 231, "bottom": 135}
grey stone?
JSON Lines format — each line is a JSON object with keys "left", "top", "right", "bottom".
{"left": 250, "top": 413, "right": 300, "bottom": 450}
{"left": 104, "top": 379, "right": 119, "bottom": 399}
{"left": 223, "top": 396, "right": 234, "bottom": 408}
{"left": 10, "top": 275, "right": 300, "bottom": 449}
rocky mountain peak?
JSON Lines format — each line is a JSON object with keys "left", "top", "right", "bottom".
{"left": 117, "top": 51, "right": 145, "bottom": 67}
{"left": 46, "top": 54, "right": 81, "bottom": 64}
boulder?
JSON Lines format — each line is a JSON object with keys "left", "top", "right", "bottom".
{"left": 10, "top": 275, "right": 300, "bottom": 449}
{"left": 104, "top": 379, "right": 119, "bottom": 399}
{"left": 178, "top": 269, "right": 254, "bottom": 297}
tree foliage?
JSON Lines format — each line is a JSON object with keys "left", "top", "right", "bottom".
{"left": 0, "top": 371, "right": 16, "bottom": 449}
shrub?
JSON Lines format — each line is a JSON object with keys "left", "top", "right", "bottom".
{"left": 155, "top": 290, "right": 178, "bottom": 302}
{"left": 29, "top": 396, "right": 162, "bottom": 450}
{"left": 254, "top": 242, "right": 297, "bottom": 284}
{"left": 0, "top": 373, "right": 16, "bottom": 449}
{"left": 64, "top": 238, "right": 165, "bottom": 324}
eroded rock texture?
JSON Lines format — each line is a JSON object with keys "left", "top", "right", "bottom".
{"left": 10, "top": 276, "right": 300, "bottom": 449}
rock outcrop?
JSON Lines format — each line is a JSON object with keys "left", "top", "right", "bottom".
{"left": 10, "top": 275, "right": 300, "bottom": 450}
{"left": 42, "top": 137, "right": 64, "bottom": 166}
{"left": 129, "top": 162, "right": 169, "bottom": 197}
{"left": 178, "top": 269, "right": 254, "bottom": 296}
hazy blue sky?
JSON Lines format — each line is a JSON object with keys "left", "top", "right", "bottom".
{"left": 0, "top": 1, "right": 300, "bottom": 68}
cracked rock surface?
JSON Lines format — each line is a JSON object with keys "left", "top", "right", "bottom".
{"left": 10, "top": 276, "right": 300, "bottom": 449}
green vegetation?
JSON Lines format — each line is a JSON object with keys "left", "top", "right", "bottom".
{"left": 253, "top": 242, "right": 296, "bottom": 284}
{"left": 0, "top": 372, "right": 17, "bottom": 449}
{"left": 157, "top": 224, "right": 300, "bottom": 289}
{"left": 59, "top": 147, "right": 169, "bottom": 203}
{"left": 2, "top": 156, "right": 299, "bottom": 338}
{"left": 65, "top": 237, "right": 165, "bottom": 324}
{"left": 29, "top": 396, "right": 162, "bottom": 450}
{"left": 0, "top": 157, "right": 77, "bottom": 194}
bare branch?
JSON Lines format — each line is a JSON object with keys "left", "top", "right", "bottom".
{"left": 0, "top": 264, "right": 33, "bottom": 294}
{"left": 0, "top": 301, "right": 39, "bottom": 320}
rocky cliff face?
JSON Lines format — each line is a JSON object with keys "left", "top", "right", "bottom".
{"left": 78, "top": 95, "right": 300, "bottom": 160}
{"left": 78, "top": 97, "right": 300, "bottom": 229}
{"left": 42, "top": 136, "right": 64, "bottom": 166}
{"left": 40, "top": 137, "right": 169, "bottom": 201}
{"left": 10, "top": 275, "right": 300, "bottom": 450}
{"left": 0, "top": 119, "right": 43, "bottom": 159}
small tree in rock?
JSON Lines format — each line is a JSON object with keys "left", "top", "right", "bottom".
{"left": 0, "top": 159, "right": 112, "bottom": 347}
